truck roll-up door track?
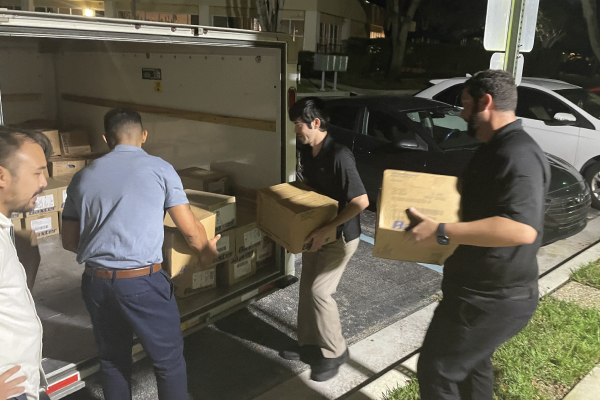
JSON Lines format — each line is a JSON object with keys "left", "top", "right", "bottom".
{"left": 62, "top": 93, "right": 278, "bottom": 132}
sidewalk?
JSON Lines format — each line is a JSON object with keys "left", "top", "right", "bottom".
{"left": 252, "top": 217, "right": 600, "bottom": 400}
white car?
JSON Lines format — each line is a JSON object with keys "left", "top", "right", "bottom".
{"left": 416, "top": 77, "right": 600, "bottom": 208}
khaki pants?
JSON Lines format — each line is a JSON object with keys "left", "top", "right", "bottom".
{"left": 298, "top": 236, "right": 360, "bottom": 358}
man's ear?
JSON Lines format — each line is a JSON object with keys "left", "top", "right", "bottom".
{"left": 312, "top": 118, "right": 321, "bottom": 130}
{"left": 0, "top": 165, "right": 10, "bottom": 189}
{"left": 102, "top": 135, "right": 108, "bottom": 144}
{"left": 479, "top": 94, "right": 494, "bottom": 112}
{"left": 142, "top": 130, "right": 148, "bottom": 143}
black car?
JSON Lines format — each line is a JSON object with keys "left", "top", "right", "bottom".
{"left": 308, "top": 96, "right": 591, "bottom": 245}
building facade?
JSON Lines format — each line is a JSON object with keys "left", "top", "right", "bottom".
{"left": 0, "top": 0, "right": 385, "bottom": 52}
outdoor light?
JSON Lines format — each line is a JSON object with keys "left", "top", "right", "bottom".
{"left": 84, "top": 9, "right": 94, "bottom": 17}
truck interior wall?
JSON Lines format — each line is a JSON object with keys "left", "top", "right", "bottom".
{"left": 56, "top": 41, "right": 284, "bottom": 189}
{"left": 0, "top": 37, "right": 57, "bottom": 125}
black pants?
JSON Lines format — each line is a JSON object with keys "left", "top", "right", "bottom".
{"left": 417, "top": 283, "right": 538, "bottom": 400}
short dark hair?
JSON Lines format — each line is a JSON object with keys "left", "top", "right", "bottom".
{"left": 0, "top": 126, "right": 52, "bottom": 174}
{"left": 464, "top": 69, "right": 518, "bottom": 112}
{"left": 103, "top": 108, "right": 143, "bottom": 145}
{"left": 289, "top": 97, "right": 330, "bottom": 131}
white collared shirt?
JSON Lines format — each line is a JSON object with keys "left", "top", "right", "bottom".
{"left": 0, "top": 212, "right": 45, "bottom": 400}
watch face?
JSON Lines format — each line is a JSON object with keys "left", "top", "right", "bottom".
{"left": 437, "top": 237, "right": 449, "bottom": 245}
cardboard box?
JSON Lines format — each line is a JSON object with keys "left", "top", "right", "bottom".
{"left": 10, "top": 212, "right": 22, "bottom": 219}
{"left": 179, "top": 190, "right": 236, "bottom": 234}
{"left": 14, "top": 230, "right": 40, "bottom": 291}
{"left": 45, "top": 177, "right": 71, "bottom": 211}
{"left": 59, "top": 129, "right": 92, "bottom": 155}
{"left": 217, "top": 250, "right": 257, "bottom": 287}
{"left": 27, "top": 188, "right": 58, "bottom": 216}
{"left": 257, "top": 183, "right": 338, "bottom": 254}
{"left": 373, "top": 170, "right": 461, "bottom": 265}
{"left": 163, "top": 208, "right": 216, "bottom": 278}
{"left": 47, "top": 157, "right": 86, "bottom": 178}
{"left": 212, "top": 229, "right": 236, "bottom": 264}
{"left": 15, "top": 120, "right": 61, "bottom": 156}
{"left": 256, "top": 237, "right": 275, "bottom": 270}
{"left": 172, "top": 263, "right": 217, "bottom": 298}
{"left": 235, "top": 200, "right": 263, "bottom": 255}
{"left": 11, "top": 218, "right": 23, "bottom": 231}
{"left": 24, "top": 212, "right": 60, "bottom": 239}
{"left": 178, "top": 167, "right": 230, "bottom": 194}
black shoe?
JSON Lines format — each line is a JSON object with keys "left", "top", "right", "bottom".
{"left": 279, "top": 344, "right": 320, "bottom": 361}
{"left": 279, "top": 345, "right": 303, "bottom": 361}
{"left": 310, "top": 349, "right": 349, "bottom": 382}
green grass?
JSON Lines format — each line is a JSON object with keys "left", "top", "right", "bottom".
{"left": 571, "top": 261, "right": 600, "bottom": 290}
{"left": 384, "top": 298, "right": 600, "bottom": 400}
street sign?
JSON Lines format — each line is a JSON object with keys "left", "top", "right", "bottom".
{"left": 490, "top": 52, "right": 524, "bottom": 85}
{"left": 484, "top": 0, "right": 539, "bottom": 53}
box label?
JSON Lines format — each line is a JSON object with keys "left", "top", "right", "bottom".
{"left": 142, "top": 68, "right": 162, "bottom": 80}
{"left": 233, "top": 259, "right": 252, "bottom": 279}
{"left": 10, "top": 212, "right": 20, "bottom": 219}
{"left": 257, "top": 243, "right": 273, "bottom": 262}
{"left": 215, "top": 203, "right": 236, "bottom": 230}
{"left": 217, "top": 236, "right": 230, "bottom": 254}
{"left": 192, "top": 269, "right": 215, "bottom": 289}
{"left": 63, "top": 189, "right": 67, "bottom": 203}
{"left": 208, "top": 180, "right": 225, "bottom": 194}
{"left": 31, "top": 217, "right": 52, "bottom": 232}
{"left": 34, "top": 194, "right": 54, "bottom": 211}
{"left": 244, "top": 228, "right": 262, "bottom": 248}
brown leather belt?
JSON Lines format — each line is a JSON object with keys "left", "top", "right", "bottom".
{"left": 85, "top": 264, "right": 162, "bottom": 279}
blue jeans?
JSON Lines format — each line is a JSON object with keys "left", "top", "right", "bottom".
{"left": 82, "top": 269, "right": 188, "bottom": 400}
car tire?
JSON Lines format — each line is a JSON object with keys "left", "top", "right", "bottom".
{"left": 584, "top": 161, "right": 600, "bottom": 209}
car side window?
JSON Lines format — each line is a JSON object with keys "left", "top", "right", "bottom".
{"left": 432, "top": 84, "right": 464, "bottom": 107}
{"left": 516, "top": 87, "right": 574, "bottom": 122}
{"left": 328, "top": 105, "right": 361, "bottom": 131}
{"left": 366, "top": 109, "right": 413, "bottom": 142}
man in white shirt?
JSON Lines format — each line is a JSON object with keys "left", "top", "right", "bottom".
{"left": 0, "top": 126, "right": 51, "bottom": 400}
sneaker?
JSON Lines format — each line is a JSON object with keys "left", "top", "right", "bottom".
{"left": 310, "top": 349, "right": 349, "bottom": 382}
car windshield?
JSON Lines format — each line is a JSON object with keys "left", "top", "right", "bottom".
{"left": 555, "top": 88, "right": 600, "bottom": 120}
{"left": 402, "top": 107, "right": 480, "bottom": 150}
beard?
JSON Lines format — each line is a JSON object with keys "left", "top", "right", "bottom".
{"left": 8, "top": 187, "right": 45, "bottom": 215}
{"left": 466, "top": 112, "right": 483, "bottom": 138}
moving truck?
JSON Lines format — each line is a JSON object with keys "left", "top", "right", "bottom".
{"left": 0, "top": 10, "right": 298, "bottom": 399}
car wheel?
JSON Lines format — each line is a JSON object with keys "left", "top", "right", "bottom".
{"left": 584, "top": 162, "right": 600, "bottom": 209}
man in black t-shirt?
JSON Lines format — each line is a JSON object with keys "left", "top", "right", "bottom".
{"left": 280, "top": 97, "right": 369, "bottom": 382}
{"left": 405, "top": 70, "right": 550, "bottom": 399}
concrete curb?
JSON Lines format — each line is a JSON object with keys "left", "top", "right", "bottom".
{"left": 253, "top": 241, "right": 600, "bottom": 400}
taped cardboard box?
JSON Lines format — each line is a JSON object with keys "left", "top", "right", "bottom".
{"left": 212, "top": 229, "right": 236, "bottom": 264}
{"left": 15, "top": 120, "right": 61, "bottom": 156}
{"left": 178, "top": 167, "right": 230, "bottom": 195}
{"left": 235, "top": 200, "right": 263, "bottom": 255}
{"left": 59, "top": 129, "right": 92, "bottom": 155}
{"left": 24, "top": 211, "right": 60, "bottom": 239}
{"left": 10, "top": 212, "right": 22, "bottom": 219}
{"left": 373, "top": 170, "right": 461, "bottom": 265}
{"left": 217, "top": 250, "right": 257, "bottom": 287}
{"left": 27, "top": 188, "right": 58, "bottom": 216}
{"left": 257, "top": 183, "right": 338, "bottom": 254}
{"left": 12, "top": 218, "right": 23, "bottom": 231}
{"left": 45, "top": 177, "right": 72, "bottom": 211}
{"left": 172, "top": 262, "right": 217, "bottom": 299}
{"left": 47, "top": 157, "right": 86, "bottom": 178}
{"left": 163, "top": 207, "right": 216, "bottom": 278}
{"left": 181, "top": 190, "right": 236, "bottom": 234}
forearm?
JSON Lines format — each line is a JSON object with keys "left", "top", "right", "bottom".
{"left": 325, "top": 195, "right": 369, "bottom": 230}
{"left": 445, "top": 216, "right": 538, "bottom": 247}
{"left": 183, "top": 219, "right": 210, "bottom": 255}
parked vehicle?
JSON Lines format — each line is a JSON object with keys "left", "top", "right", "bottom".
{"left": 315, "top": 96, "right": 591, "bottom": 245}
{"left": 0, "top": 11, "right": 297, "bottom": 399}
{"left": 415, "top": 77, "right": 600, "bottom": 208}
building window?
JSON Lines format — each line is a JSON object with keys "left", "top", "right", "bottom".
{"left": 117, "top": 11, "right": 191, "bottom": 24}
{"left": 213, "top": 15, "right": 260, "bottom": 31}
{"left": 370, "top": 25, "right": 385, "bottom": 39}
{"left": 279, "top": 19, "right": 304, "bottom": 38}
{"left": 4, "top": 5, "right": 22, "bottom": 10}
{"left": 319, "top": 23, "right": 341, "bottom": 53}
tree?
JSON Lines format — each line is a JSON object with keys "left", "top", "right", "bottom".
{"left": 386, "top": 0, "right": 423, "bottom": 78}
{"left": 256, "top": 0, "right": 284, "bottom": 33}
{"left": 582, "top": 0, "right": 600, "bottom": 63}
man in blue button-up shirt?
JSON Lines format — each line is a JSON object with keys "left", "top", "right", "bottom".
{"left": 62, "top": 109, "right": 219, "bottom": 400}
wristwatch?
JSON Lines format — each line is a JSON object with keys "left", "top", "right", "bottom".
{"left": 437, "top": 223, "right": 450, "bottom": 245}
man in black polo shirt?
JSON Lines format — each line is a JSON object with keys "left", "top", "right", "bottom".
{"left": 405, "top": 70, "right": 550, "bottom": 399}
{"left": 280, "top": 97, "right": 369, "bottom": 382}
